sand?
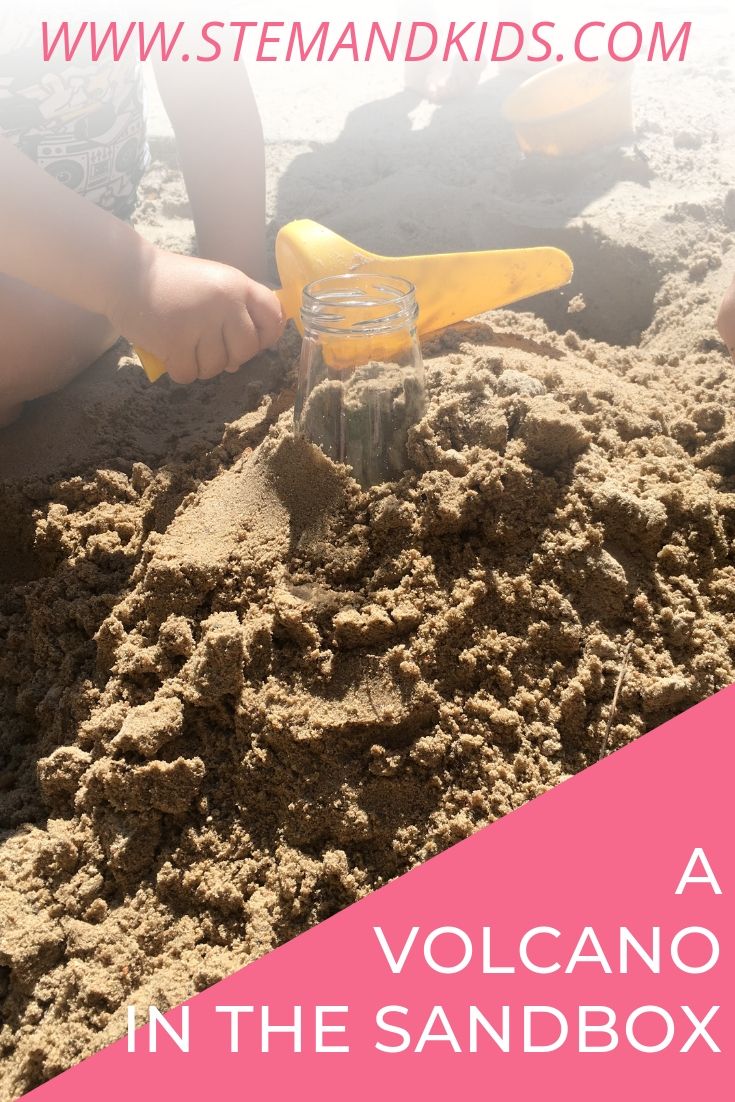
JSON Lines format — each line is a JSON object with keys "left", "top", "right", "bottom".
{"left": 297, "top": 358, "right": 427, "bottom": 485}
{"left": 2, "top": 42, "right": 735, "bottom": 1099}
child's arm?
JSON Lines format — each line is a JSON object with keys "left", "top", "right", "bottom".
{"left": 0, "top": 136, "right": 282, "bottom": 383}
{"left": 153, "top": 56, "right": 267, "bottom": 281}
{"left": 717, "top": 276, "right": 735, "bottom": 360}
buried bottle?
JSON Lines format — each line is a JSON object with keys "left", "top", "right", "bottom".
{"left": 294, "top": 274, "right": 426, "bottom": 487}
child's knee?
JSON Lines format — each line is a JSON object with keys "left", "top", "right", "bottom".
{"left": 0, "top": 278, "right": 118, "bottom": 410}
{"left": 0, "top": 400, "right": 25, "bottom": 429}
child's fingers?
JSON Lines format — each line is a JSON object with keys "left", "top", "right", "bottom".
{"left": 167, "top": 348, "right": 198, "bottom": 385}
{"left": 716, "top": 279, "right": 735, "bottom": 338}
{"left": 195, "top": 328, "right": 230, "bottom": 380}
{"left": 247, "top": 286, "right": 285, "bottom": 350}
{"left": 224, "top": 307, "right": 260, "bottom": 372}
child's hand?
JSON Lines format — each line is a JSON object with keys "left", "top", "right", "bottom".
{"left": 0, "top": 137, "right": 281, "bottom": 387}
{"left": 109, "top": 246, "right": 284, "bottom": 383}
{"left": 716, "top": 275, "right": 735, "bottom": 361}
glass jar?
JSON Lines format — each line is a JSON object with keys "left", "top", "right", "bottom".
{"left": 294, "top": 273, "right": 426, "bottom": 487}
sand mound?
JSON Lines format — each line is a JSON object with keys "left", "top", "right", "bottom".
{"left": 1, "top": 311, "right": 734, "bottom": 1094}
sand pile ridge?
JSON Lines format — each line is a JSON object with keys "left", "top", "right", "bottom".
{"left": 1, "top": 309, "right": 734, "bottom": 1094}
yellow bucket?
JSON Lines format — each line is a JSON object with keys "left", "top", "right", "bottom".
{"left": 503, "top": 62, "right": 633, "bottom": 157}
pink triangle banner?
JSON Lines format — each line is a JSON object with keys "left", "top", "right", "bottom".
{"left": 24, "top": 685, "right": 734, "bottom": 1101}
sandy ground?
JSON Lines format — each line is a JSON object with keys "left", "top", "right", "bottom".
{"left": 2, "top": 30, "right": 735, "bottom": 1098}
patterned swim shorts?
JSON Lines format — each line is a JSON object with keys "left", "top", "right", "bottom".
{"left": 0, "top": 18, "right": 149, "bottom": 220}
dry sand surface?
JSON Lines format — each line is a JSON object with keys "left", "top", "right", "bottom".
{"left": 2, "top": 44, "right": 735, "bottom": 1097}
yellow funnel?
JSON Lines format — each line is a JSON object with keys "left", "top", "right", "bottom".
{"left": 136, "top": 220, "right": 573, "bottom": 382}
